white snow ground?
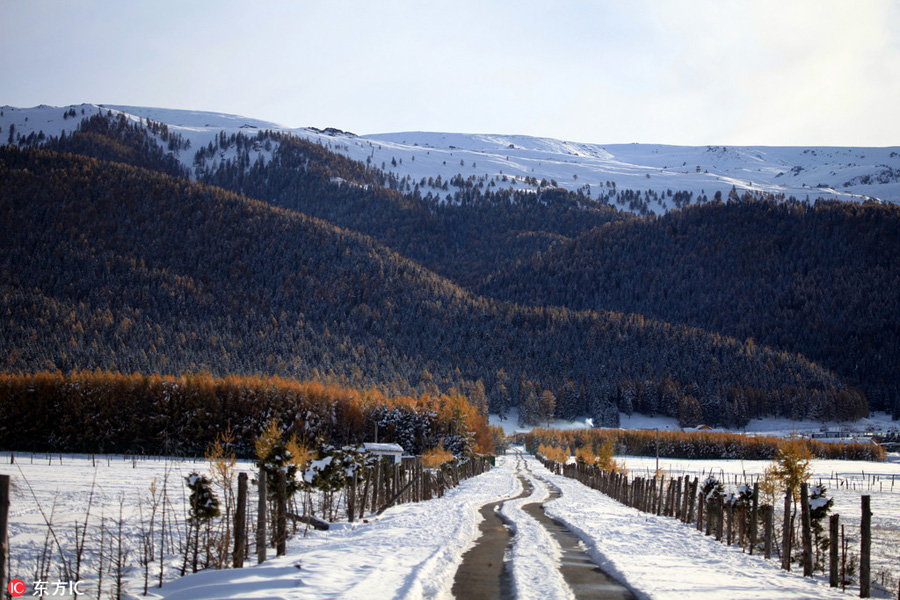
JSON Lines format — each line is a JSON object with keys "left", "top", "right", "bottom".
{"left": 4, "top": 449, "right": 897, "bottom": 599}
{"left": 490, "top": 408, "right": 900, "bottom": 439}
{"left": 534, "top": 455, "right": 890, "bottom": 600}
{"left": 155, "top": 458, "right": 522, "bottom": 600}
{"left": 2, "top": 104, "right": 898, "bottom": 214}
{"left": 499, "top": 463, "right": 570, "bottom": 600}
{"left": 153, "top": 452, "right": 886, "bottom": 599}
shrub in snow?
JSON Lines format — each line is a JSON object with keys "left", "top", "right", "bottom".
{"left": 304, "top": 442, "right": 355, "bottom": 491}
{"left": 254, "top": 418, "right": 310, "bottom": 500}
{"left": 186, "top": 473, "right": 221, "bottom": 522}
{"left": 808, "top": 484, "right": 834, "bottom": 572}
{"left": 595, "top": 439, "right": 627, "bottom": 474}
{"left": 768, "top": 440, "right": 812, "bottom": 501}
{"left": 727, "top": 483, "right": 753, "bottom": 508}
{"left": 183, "top": 472, "right": 221, "bottom": 574}
{"left": 701, "top": 476, "right": 724, "bottom": 500}
{"left": 303, "top": 442, "right": 368, "bottom": 521}
{"left": 422, "top": 442, "right": 455, "bottom": 468}
{"left": 537, "top": 442, "right": 568, "bottom": 464}
{"left": 575, "top": 445, "right": 597, "bottom": 467}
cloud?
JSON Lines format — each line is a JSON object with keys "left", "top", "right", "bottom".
{"left": 2, "top": 0, "right": 897, "bottom": 145}
{"left": 650, "top": 0, "right": 900, "bottom": 145}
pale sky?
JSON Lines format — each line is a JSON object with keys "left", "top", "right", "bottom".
{"left": 2, "top": 0, "right": 899, "bottom": 146}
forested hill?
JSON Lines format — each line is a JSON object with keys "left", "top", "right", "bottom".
{"left": 195, "top": 128, "right": 630, "bottom": 290}
{"left": 481, "top": 199, "right": 900, "bottom": 416}
{"left": 0, "top": 146, "right": 867, "bottom": 427}
{"left": 182, "top": 121, "right": 900, "bottom": 419}
{"left": 11, "top": 111, "right": 630, "bottom": 290}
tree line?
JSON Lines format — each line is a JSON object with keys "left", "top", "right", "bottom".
{"left": 0, "top": 370, "right": 493, "bottom": 456}
{"left": 524, "top": 426, "right": 886, "bottom": 462}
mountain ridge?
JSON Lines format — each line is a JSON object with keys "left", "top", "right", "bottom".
{"left": 0, "top": 144, "right": 867, "bottom": 427}
{"left": 3, "top": 103, "right": 898, "bottom": 215}
{"left": 2, "top": 104, "right": 895, "bottom": 422}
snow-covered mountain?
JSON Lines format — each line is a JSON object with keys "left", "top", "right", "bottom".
{"left": 3, "top": 103, "right": 898, "bottom": 213}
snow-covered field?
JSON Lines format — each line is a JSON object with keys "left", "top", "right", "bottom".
{"left": 491, "top": 408, "right": 900, "bottom": 439}
{"left": 2, "top": 103, "right": 898, "bottom": 214}
{"left": 3, "top": 453, "right": 233, "bottom": 599}
{"left": 621, "top": 453, "right": 900, "bottom": 596}
{"left": 4, "top": 447, "right": 898, "bottom": 599}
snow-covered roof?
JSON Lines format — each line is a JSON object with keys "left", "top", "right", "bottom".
{"left": 363, "top": 442, "right": 404, "bottom": 454}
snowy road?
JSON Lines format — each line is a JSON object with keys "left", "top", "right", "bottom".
{"left": 155, "top": 456, "right": 524, "bottom": 599}
{"left": 151, "top": 451, "right": 855, "bottom": 599}
{"left": 452, "top": 454, "right": 633, "bottom": 599}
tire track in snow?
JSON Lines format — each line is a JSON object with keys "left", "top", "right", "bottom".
{"left": 453, "top": 453, "right": 637, "bottom": 599}
{"left": 450, "top": 456, "right": 531, "bottom": 599}
{"left": 519, "top": 458, "right": 636, "bottom": 599}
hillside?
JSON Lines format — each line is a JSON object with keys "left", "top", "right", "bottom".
{"left": 0, "top": 146, "right": 866, "bottom": 427}
{"left": 3, "top": 106, "right": 631, "bottom": 289}
{"left": 481, "top": 199, "right": 900, "bottom": 417}
{"left": 3, "top": 104, "right": 899, "bottom": 215}
{"left": 193, "top": 126, "right": 628, "bottom": 289}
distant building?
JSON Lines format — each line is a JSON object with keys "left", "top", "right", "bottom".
{"left": 808, "top": 432, "right": 876, "bottom": 445}
{"left": 363, "top": 442, "right": 404, "bottom": 464}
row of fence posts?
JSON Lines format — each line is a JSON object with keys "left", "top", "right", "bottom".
{"left": 236, "top": 456, "right": 490, "bottom": 567}
{"left": 541, "top": 458, "right": 879, "bottom": 599}
{"left": 0, "top": 457, "right": 491, "bottom": 593}
{"left": 1, "top": 474, "right": 9, "bottom": 599}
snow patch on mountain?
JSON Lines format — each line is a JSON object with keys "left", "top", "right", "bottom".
{"left": 3, "top": 103, "right": 898, "bottom": 214}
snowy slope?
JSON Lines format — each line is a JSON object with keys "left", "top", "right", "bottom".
{"left": 2, "top": 103, "right": 899, "bottom": 214}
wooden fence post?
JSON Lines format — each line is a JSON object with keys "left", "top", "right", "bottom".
{"left": 800, "top": 483, "right": 813, "bottom": 576}
{"left": 399, "top": 459, "right": 407, "bottom": 505}
{"left": 256, "top": 471, "right": 267, "bottom": 564}
{"left": 658, "top": 478, "right": 665, "bottom": 517}
{"left": 716, "top": 496, "right": 725, "bottom": 542}
{"left": 1, "top": 474, "right": 9, "bottom": 598}
{"left": 860, "top": 495, "right": 871, "bottom": 598}
{"left": 726, "top": 502, "right": 734, "bottom": 545}
{"left": 764, "top": 505, "right": 773, "bottom": 559}
{"left": 697, "top": 491, "right": 704, "bottom": 532}
{"left": 348, "top": 470, "right": 356, "bottom": 523}
{"left": 674, "top": 478, "right": 682, "bottom": 520}
{"left": 417, "top": 457, "right": 424, "bottom": 503}
{"left": 829, "top": 514, "right": 839, "bottom": 588}
{"left": 688, "top": 477, "right": 700, "bottom": 529}
{"left": 233, "top": 472, "right": 248, "bottom": 569}
{"left": 749, "top": 482, "right": 759, "bottom": 555}
{"left": 372, "top": 460, "right": 381, "bottom": 514}
{"left": 361, "top": 466, "right": 371, "bottom": 517}
{"left": 781, "top": 488, "right": 792, "bottom": 571}
{"left": 276, "top": 470, "right": 287, "bottom": 557}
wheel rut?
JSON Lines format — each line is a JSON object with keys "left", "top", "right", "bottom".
{"left": 450, "top": 459, "right": 530, "bottom": 600}
{"left": 451, "top": 455, "right": 636, "bottom": 599}
{"left": 520, "top": 462, "right": 636, "bottom": 599}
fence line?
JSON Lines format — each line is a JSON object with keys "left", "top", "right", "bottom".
{"left": 1, "top": 474, "right": 9, "bottom": 599}
{"left": 537, "top": 455, "right": 892, "bottom": 599}
{"left": 3, "top": 452, "right": 492, "bottom": 597}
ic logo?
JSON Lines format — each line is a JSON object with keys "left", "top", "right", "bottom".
{"left": 8, "top": 579, "right": 27, "bottom": 597}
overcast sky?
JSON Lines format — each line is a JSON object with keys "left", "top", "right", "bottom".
{"left": 2, "top": 0, "right": 898, "bottom": 146}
